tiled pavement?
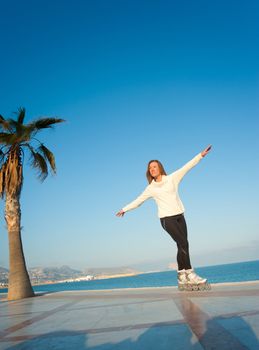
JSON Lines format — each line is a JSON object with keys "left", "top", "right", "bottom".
{"left": 0, "top": 281, "right": 258, "bottom": 349}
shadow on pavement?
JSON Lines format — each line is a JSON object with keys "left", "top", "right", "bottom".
{"left": 5, "top": 316, "right": 258, "bottom": 349}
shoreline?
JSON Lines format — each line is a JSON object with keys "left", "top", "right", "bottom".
{"left": 42, "top": 280, "right": 259, "bottom": 293}
{"left": 1, "top": 279, "right": 259, "bottom": 293}
{"left": 1, "top": 280, "right": 258, "bottom": 297}
{"left": 1, "top": 260, "right": 259, "bottom": 291}
{"left": 0, "top": 272, "right": 140, "bottom": 290}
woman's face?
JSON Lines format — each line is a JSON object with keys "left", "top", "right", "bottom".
{"left": 149, "top": 161, "right": 161, "bottom": 179}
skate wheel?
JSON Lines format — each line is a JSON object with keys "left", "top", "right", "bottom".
{"left": 192, "top": 285, "right": 199, "bottom": 291}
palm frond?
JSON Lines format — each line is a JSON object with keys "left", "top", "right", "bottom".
{"left": 6, "top": 119, "right": 19, "bottom": 133}
{"left": 0, "top": 132, "right": 19, "bottom": 145}
{"left": 33, "top": 153, "right": 48, "bottom": 181}
{"left": 38, "top": 144, "right": 56, "bottom": 173}
{"left": 18, "top": 126, "right": 31, "bottom": 141}
{"left": 6, "top": 119, "right": 30, "bottom": 141}
{"left": 0, "top": 123, "right": 32, "bottom": 144}
{"left": 16, "top": 107, "right": 26, "bottom": 124}
{"left": 0, "top": 115, "right": 11, "bottom": 132}
{"left": 27, "top": 145, "right": 48, "bottom": 181}
{"left": 27, "top": 118, "right": 65, "bottom": 132}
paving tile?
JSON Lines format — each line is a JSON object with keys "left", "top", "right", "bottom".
{"left": 0, "top": 282, "right": 258, "bottom": 350}
{"left": 217, "top": 316, "right": 259, "bottom": 350}
{"left": 189, "top": 296, "right": 259, "bottom": 317}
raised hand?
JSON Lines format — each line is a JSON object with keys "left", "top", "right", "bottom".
{"left": 201, "top": 145, "right": 212, "bottom": 157}
{"left": 116, "top": 209, "right": 125, "bottom": 217}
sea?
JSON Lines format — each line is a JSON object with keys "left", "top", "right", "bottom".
{"left": 1, "top": 260, "right": 259, "bottom": 294}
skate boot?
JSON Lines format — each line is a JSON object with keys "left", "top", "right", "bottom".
{"left": 177, "top": 269, "right": 188, "bottom": 291}
{"left": 185, "top": 269, "right": 211, "bottom": 291}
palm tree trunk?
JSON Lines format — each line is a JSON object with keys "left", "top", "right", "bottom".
{"left": 5, "top": 193, "right": 34, "bottom": 300}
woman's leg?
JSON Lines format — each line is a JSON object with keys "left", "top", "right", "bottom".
{"left": 160, "top": 214, "right": 192, "bottom": 270}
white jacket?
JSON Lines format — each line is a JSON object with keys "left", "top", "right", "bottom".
{"left": 122, "top": 153, "right": 203, "bottom": 218}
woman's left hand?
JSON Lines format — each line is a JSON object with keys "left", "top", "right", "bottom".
{"left": 116, "top": 209, "right": 125, "bottom": 217}
{"left": 201, "top": 145, "right": 212, "bottom": 157}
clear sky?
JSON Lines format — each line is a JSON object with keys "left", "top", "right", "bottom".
{"left": 0, "top": 0, "right": 258, "bottom": 271}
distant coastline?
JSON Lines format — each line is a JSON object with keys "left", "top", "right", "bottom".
{"left": 1, "top": 260, "right": 259, "bottom": 292}
{"left": 0, "top": 271, "right": 140, "bottom": 289}
{"left": 0, "top": 264, "right": 141, "bottom": 287}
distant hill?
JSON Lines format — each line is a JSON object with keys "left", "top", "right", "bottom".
{"left": 29, "top": 265, "right": 82, "bottom": 282}
{"left": 0, "top": 267, "right": 8, "bottom": 273}
{"left": 0, "top": 265, "right": 141, "bottom": 286}
{"left": 82, "top": 267, "right": 140, "bottom": 279}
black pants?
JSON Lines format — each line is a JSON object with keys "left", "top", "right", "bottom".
{"left": 160, "top": 214, "right": 192, "bottom": 270}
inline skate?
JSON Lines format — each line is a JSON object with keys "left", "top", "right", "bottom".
{"left": 178, "top": 269, "right": 211, "bottom": 291}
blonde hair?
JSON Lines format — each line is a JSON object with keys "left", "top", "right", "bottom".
{"left": 146, "top": 160, "right": 167, "bottom": 184}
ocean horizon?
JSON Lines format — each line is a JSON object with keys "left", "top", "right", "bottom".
{"left": 1, "top": 260, "right": 259, "bottom": 295}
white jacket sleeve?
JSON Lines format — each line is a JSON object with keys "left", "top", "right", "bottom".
{"left": 171, "top": 153, "right": 203, "bottom": 185}
{"left": 122, "top": 187, "right": 151, "bottom": 213}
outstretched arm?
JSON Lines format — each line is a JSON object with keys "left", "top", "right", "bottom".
{"left": 172, "top": 145, "right": 212, "bottom": 184}
{"left": 116, "top": 187, "right": 151, "bottom": 218}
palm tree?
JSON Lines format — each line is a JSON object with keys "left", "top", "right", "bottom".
{"left": 0, "top": 108, "right": 64, "bottom": 300}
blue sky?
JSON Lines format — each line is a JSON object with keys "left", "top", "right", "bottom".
{"left": 0, "top": 0, "right": 258, "bottom": 271}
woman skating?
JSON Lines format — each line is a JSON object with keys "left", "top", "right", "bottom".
{"left": 116, "top": 145, "right": 212, "bottom": 291}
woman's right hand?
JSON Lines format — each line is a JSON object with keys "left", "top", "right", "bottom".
{"left": 201, "top": 145, "right": 212, "bottom": 157}
{"left": 116, "top": 209, "right": 125, "bottom": 217}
